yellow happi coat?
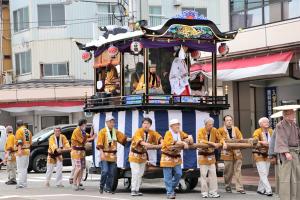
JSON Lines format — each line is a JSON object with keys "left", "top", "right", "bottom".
{"left": 197, "top": 127, "right": 224, "bottom": 165}
{"left": 15, "top": 126, "right": 32, "bottom": 156}
{"left": 96, "top": 127, "right": 127, "bottom": 162}
{"left": 48, "top": 134, "right": 70, "bottom": 164}
{"left": 5, "top": 133, "right": 16, "bottom": 162}
{"left": 129, "top": 128, "right": 162, "bottom": 163}
{"left": 218, "top": 126, "right": 243, "bottom": 161}
{"left": 160, "top": 130, "right": 188, "bottom": 167}
{"left": 252, "top": 128, "right": 273, "bottom": 162}
{"left": 71, "top": 127, "right": 90, "bottom": 160}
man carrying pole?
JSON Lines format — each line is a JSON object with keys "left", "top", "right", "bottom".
{"left": 4, "top": 126, "right": 17, "bottom": 185}
{"left": 160, "top": 119, "right": 193, "bottom": 199}
{"left": 129, "top": 117, "right": 162, "bottom": 196}
{"left": 197, "top": 117, "right": 225, "bottom": 198}
{"left": 71, "top": 119, "right": 95, "bottom": 191}
{"left": 252, "top": 117, "right": 273, "bottom": 196}
{"left": 218, "top": 115, "right": 246, "bottom": 194}
{"left": 15, "top": 120, "right": 32, "bottom": 189}
{"left": 97, "top": 115, "right": 127, "bottom": 194}
{"left": 45, "top": 126, "right": 71, "bottom": 187}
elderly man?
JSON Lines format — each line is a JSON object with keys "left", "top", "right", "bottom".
{"left": 15, "top": 120, "right": 32, "bottom": 189}
{"left": 274, "top": 106, "right": 300, "bottom": 200}
{"left": 4, "top": 126, "right": 17, "bottom": 185}
{"left": 218, "top": 115, "right": 246, "bottom": 194}
{"left": 46, "top": 127, "right": 71, "bottom": 187}
{"left": 160, "top": 119, "right": 193, "bottom": 199}
{"left": 197, "top": 117, "right": 224, "bottom": 198}
{"left": 129, "top": 117, "right": 162, "bottom": 196}
{"left": 252, "top": 117, "right": 273, "bottom": 196}
{"left": 97, "top": 115, "right": 127, "bottom": 194}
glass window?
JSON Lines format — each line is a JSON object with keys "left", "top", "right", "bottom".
{"left": 41, "top": 116, "right": 69, "bottom": 130}
{"left": 38, "top": 5, "right": 51, "bottom": 26}
{"left": 231, "top": 11, "right": 246, "bottom": 30}
{"left": 13, "top": 7, "right": 29, "bottom": 32}
{"left": 42, "top": 63, "right": 68, "bottom": 77}
{"left": 149, "top": 6, "right": 163, "bottom": 27}
{"left": 283, "top": 0, "right": 300, "bottom": 19}
{"left": 15, "top": 54, "right": 20, "bottom": 75}
{"left": 97, "top": 3, "right": 122, "bottom": 26}
{"left": 52, "top": 4, "right": 65, "bottom": 26}
{"left": 15, "top": 50, "right": 31, "bottom": 75}
{"left": 38, "top": 4, "right": 65, "bottom": 27}
{"left": 264, "top": 2, "right": 282, "bottom": 23}
{"left": 230, "top": 0, "right": 245, "bottom": 12}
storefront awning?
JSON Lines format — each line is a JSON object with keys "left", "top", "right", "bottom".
{"left": 0, "top": 101, "right": 84, "bottom": 113}
{"left": 190, "top": 51, "right": 293, "bottom": 81}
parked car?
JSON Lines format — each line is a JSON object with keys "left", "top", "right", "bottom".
{"left": 29, "top": 124, "right": 92, "bottom": 173}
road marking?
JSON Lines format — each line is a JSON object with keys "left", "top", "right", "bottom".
{"left": 0, "top": 194, "right": 130, "bottom": 200}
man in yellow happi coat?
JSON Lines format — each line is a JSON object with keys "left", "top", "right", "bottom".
{"left": 71, "top": 119, "right": 95, "bottom": 191}
{"left": 129, "top": 117, "right": 162, "bottom": 196}
{"left": 161, "top": 119, "right": 193, "bottom": 199}
{"left": 218, "top": 115, "right": 246, "bottom": 194}
{"left": 15, "top": 120, "right": 32, "bottom": 189}
{"left": 197, "top": 117, "right": 225, "bottom": 198}
{"left": 97, "top": 115, "right": 127, "bottom": 194}
{"left": 4, "top": 126, "right": 17, "bottom": 185}
{"left": 252, "top": 117, "right": 273, "bottom": 196}
{"left": 46, "top": 127, "right": 71, "bottom": 187}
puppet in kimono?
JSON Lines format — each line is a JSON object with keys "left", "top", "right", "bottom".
{"left": 169, "top": 46, "right": 191, "bottom": 95}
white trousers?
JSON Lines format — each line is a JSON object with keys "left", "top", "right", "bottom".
{"left": 199, "top": 164, "right": 218, "bottom": 194}
{"left": 16, "top": 155, "right": 29, "bottom": 187}
{"left": 45, "top": 160, "right": 63, "bottom": 186}
{"left": 130, "top": 162, "right": 146, "bottom": 192}
{"left": 256, "top": 161, "right": 272, "bottom": 193}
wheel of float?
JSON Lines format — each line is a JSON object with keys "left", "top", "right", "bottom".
{"left": 123, "top": 177, "right": 131, "bottom": 191}
{"left": 177, "top": 178, "right": 191, "bottom": 193}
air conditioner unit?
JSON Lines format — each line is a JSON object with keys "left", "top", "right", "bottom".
{"left": 173, "top": 0, "right": 182, "bottom": 6}
{"left": 4, "top": 73, "right": 12, "bottom": 84}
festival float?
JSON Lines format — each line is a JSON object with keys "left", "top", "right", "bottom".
{"left": 76, "top": 10, "right": 239, "bottom": 192}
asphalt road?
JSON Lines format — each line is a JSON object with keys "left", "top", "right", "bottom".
{"left": 0, "top": 168, "right": 278, "bottom": 200}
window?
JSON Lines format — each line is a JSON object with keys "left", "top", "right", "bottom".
{"left": 41, "top": 63, "right": 69, "bottom": 77}
{"left": 149, "top": 6, "right": 163, "bottom": 26}
{"left": 13, "top": 7, "right": 29, "bottom": 32}
{"left": 41, "top": 116, "right": 69, "bottom": 130}
{"left": 230, "top": 0, "right": 300, "bottom": 30}
{"left": 181, "top": 7, "right": 207, "bottom": 17}
{"left": 97, "top": 3, "right": 122, "bottom": 26}
{"left": 38, "top": 4, "right": 65, "bottom": 27}
{"left": 283, "top": 0, "right": 300, "bottom": 20}
{"left": 15, "top": 50, "right": 31, "bottom": 76}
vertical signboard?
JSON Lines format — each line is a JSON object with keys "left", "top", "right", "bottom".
{"left": 265, "top": 87, "right": 277, "bottom": 128}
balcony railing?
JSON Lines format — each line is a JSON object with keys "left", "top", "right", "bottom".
{"left": 149, "top": 15, "right": 164, "bottom": 27}
{"left": 97, "top": 13, "right": 124, "bottom": 27}
{"left": 84, "top": 93, "right": 229, "bottom": 112}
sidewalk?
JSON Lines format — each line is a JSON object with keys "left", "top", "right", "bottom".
{"left": 218, "top": 166, "right": 276, "bottom": 192}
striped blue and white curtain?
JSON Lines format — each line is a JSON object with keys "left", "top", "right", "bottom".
{"left": 92, "top": 110, "right": 211, "bottom": 169}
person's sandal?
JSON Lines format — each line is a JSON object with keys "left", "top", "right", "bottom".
{"left": 237, "top": 190, "right": 246, "bottom": 194}
{"left": 225, "top": 187, "right": 232, "bottom": 193}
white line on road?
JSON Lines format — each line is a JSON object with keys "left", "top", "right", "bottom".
{"left": 0, "top": 194, "right": 130, "bottom": 200}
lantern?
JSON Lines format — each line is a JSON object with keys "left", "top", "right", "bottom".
{"left": 107, "top": 45, "right": 119, "bottom": 58}
{"left": 82, "top": 51, "right": 92, "bottom": 62}
{"left": 130, "top": 41, "right": 143, "bottom": 55}
{"left": 191, "top": 50, "right": 201, "bottom": 59}
{"left": 218, "top": 43, "right": 229, "bottom": 56}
